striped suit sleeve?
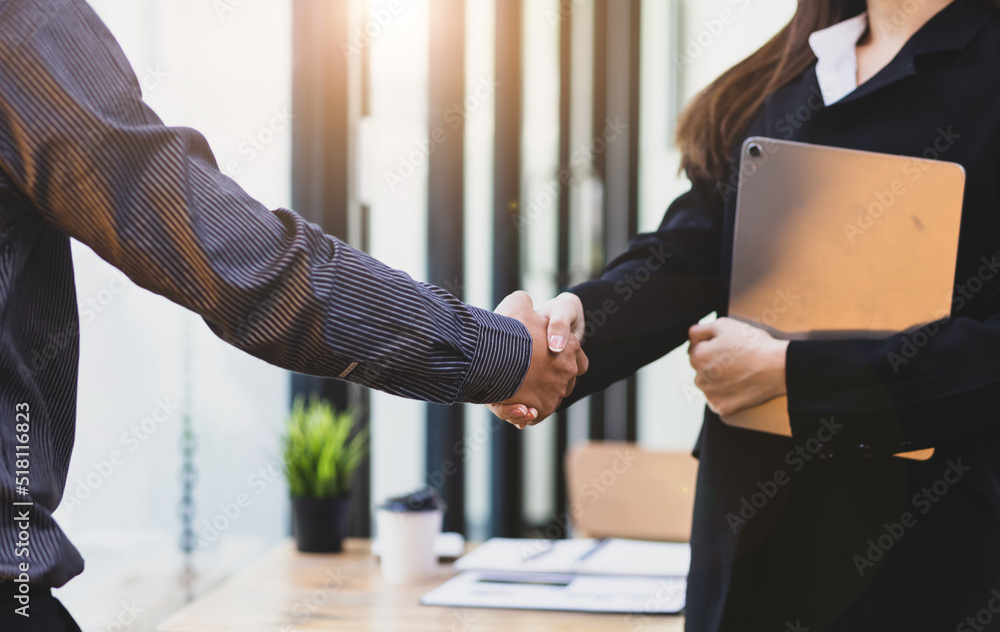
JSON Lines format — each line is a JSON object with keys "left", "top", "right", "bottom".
{"left": 0, "top": 0, "right": 531, "bottom": 405}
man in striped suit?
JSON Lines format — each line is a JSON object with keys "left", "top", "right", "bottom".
{"left": 0, "top": 1, "right": 587, "bottom": 629}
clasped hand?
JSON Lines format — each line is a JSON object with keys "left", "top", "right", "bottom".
{"left": 687, "top": 317, "right": 789, "bottom": 416}
{"left": 488, "top": 294, "right": 790, "bottom": 427}
{"left": 488, "top": 291, "right": 587, "bottom": 428}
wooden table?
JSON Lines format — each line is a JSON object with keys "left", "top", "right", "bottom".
{"left": 157, "top": 539, "right": 686, "bottom": 632}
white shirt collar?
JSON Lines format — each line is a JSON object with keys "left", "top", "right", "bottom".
{"left": 808, "top": 12, "right": 869, "bottom": 106}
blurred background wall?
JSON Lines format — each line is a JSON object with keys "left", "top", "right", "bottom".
{"left": 51, "top": 0, "right": 795, "bottom": 629}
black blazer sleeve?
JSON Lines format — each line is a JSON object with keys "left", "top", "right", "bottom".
{"left": 786, "top": 307, "right": 1000, "bottom": 448}
{"left": 563, "top": 177, "right": 728, "bottom": 407}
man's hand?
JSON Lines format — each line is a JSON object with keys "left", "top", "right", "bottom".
{"left": 488, "top": 292, "right": 586, "bottom": 427}
{"left": 687, "top": 317, "right": 789, "bottom": 416}
{"left": 489, "top": 292, "right": 588, "bottom": 428}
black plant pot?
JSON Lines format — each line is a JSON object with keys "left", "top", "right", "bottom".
{"left": 291, "top": 496, "right": 351, "bottom": 553}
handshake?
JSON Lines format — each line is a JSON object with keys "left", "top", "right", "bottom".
{"left": 485, "top": 292, "right": 792, "bottom": 429}
{"left": 486, "top": 291, "right": 588, "bottom": 429}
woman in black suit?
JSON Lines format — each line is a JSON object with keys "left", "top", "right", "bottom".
{"left": 492, "top": 0, "right": 1000, "bottom": 630}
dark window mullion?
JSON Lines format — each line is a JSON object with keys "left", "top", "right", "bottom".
{"left": 426, "top": 0, "right": 467, "bottom": 535}
{"left": 490, "top": 0, "right": 525, "bottom": 538}
{"left": 289, "top": 0, "right": 371, "bottom": 537}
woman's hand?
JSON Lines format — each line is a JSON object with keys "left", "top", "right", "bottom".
{"left": 487, "top": 292, "right": 586, "bottom": 428}
{"left": 688, "top": 317, "right": 789, "bottom": 416}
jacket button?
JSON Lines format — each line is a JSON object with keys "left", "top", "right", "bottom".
{"left": 817, "top": 444, "right": 834, "bottom": 460}
{"left": 856, "top": 444, "right": 874, "bottom": 459}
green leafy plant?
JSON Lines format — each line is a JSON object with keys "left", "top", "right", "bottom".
{"left": 282, "top": 396, "right": 369, "bottom": 499}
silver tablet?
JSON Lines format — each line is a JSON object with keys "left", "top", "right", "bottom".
{"left": 723, "top": 136, "right": 965, "bottom": 437}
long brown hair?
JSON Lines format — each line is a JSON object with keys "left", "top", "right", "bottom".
{"left": 675, "top": 0, "right": 995, "bottom": 181}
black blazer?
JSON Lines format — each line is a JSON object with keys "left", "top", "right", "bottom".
{"left": 566, "top": 2, "right": 1000, "bottom": 630}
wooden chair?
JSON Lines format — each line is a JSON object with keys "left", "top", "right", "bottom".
{"left": 565, "top": 441, "right": 698, "bottom": 542}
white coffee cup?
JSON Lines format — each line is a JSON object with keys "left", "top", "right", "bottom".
{"left": 375, "top": 507, "right": 443, "bottom": 584}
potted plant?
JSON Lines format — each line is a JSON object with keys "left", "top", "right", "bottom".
{"left": 282, "top": 396, "right": 369, "bottom": 553}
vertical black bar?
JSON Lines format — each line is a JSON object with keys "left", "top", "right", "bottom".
{"left": 590, "top": 0, "right": 607, "bottom": 189}
{"left": 291, "top": 0, "right": 349, "bottom": 237}
{"left": 352, "top": 0, "right": 374, "bottom": 539}
{"left": 290, "top": 0, "right": 371, "bottom": 537}
{"left": 588, "top": 0, "right": 608, "bottom": 442}
{"left": 592, "top": 0, "right": 640, "bottom": 443}
{"left": 427, "top": 0, "right": 467, "bottom": 534}
{"left": 553, "top": 5, "right": 573, "bottom": 521}
{"left": 359, "top": 2, "right": 373, "bottom": 256}
{"left": 490, "top": 0, "right": 524, "bottom": 538}
{"left": 624, "top": 0, "right": 641, "bottom": 443}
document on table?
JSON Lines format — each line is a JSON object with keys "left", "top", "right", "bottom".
{"left": 421, "top": 538, "right": 689, "bottom": 613}
{"left": 453, "top": 537, "right": 690, "bottom": 577}
{"left": 420, "top": 571, "right": 686, "bottom": 614}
